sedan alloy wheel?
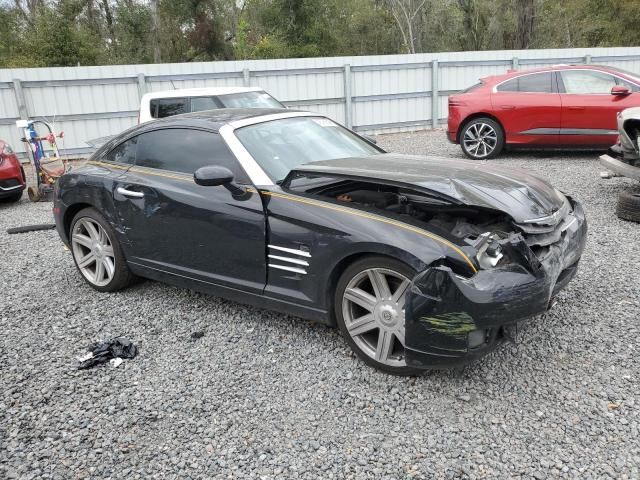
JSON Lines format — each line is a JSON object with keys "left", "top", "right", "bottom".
{"left": 461, "top": 118, "right": 504, "bottom": 160}
{"left": 342, "top": 267, "right": 410, "bottom": 368}
{"left": 71, "top": 217, "right": 116, "bottom": 287}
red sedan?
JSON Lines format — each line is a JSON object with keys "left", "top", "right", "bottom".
{"left": 448, "top": 65, "right": 640, "bottom": 159}
{"left": 0, "top": 139, "right": 26, "bottom": 202}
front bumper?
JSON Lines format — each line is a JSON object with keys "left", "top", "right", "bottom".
{"left": 0, "top": 159, "right": 26, "bottom": 197}
{"left": 0, "top": 178, "right": 26, "bottom": 197}
{"left": 404, "top": 199, "right": 587, "bottom": 369}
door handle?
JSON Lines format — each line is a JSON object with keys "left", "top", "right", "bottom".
{"left": 567, "top": 106, "right": 585, "bottom": 110}
{"left": 117, "top": 186, "right": 144, "bottom": 198}
{"left": 499, "top": 105, "right": 516, "bottom": 110}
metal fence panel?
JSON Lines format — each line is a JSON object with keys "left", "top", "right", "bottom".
{"left": 1, "top": 46, "right": 640, "bottom": 157}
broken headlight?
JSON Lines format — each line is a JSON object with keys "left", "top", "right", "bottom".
{"left": 475, "top": 232, "right": 504, "bottom": 269}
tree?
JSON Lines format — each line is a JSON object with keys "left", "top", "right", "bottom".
{"left": 1, "top": 0, "right": 639, "bottom": 68}
{"left": 384, "top": 0, "right": 427, "bottom": 53}
{"left": 514, "top": 0, "right": 536, "bottom": 49}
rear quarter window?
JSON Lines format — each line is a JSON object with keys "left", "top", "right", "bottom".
{"left": 101, "top": 136, "right": 138, "bottom": 165}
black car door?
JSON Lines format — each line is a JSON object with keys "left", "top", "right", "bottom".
{"left": 112, "top": 127, "right": 267, "bottom": 294}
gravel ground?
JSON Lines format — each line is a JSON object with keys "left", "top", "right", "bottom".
{"left": 1, "top": 130, "right": 639, "bottom": 479}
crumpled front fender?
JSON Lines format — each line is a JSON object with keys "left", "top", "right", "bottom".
{"left": 404, "top": 264, "right": 553, "bottom": 367}
{"left": 403, "top": 196, "right": 587, "bottom": 369}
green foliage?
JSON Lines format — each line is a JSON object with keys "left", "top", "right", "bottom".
{"left": 112, "top": 2, "right": 154, "bottom": 64}
{"left": 0, "top": 0, "right": 638, "bottom": 68}
{"left": 1, "top": 2, "right": 101, "bottom": 67}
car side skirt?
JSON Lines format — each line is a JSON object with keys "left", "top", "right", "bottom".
{"left": 520, "top": 128, "right": 618, "bottom": 136}
{"left": 127, "top": 260, "right": 330, "bottom": 324}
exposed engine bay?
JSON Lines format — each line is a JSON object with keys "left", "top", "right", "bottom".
{"left": 307, "top": 179, "right": 571, "bottom": 268}
{"left": 318, "top": 181, "right": 512, "bottom": 237}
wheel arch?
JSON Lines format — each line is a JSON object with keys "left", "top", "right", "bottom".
{"left": 63, "top": 202, "right": 95, "bottom": 238}
{"left": 324, "top": 247, "right": 426, "bottom": 326}
{"left": 457, "top": 112, "right": 505, "bottom": 144}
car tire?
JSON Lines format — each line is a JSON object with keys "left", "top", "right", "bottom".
{"left": 335, "top": 256, "right": 423, "bottom": 376}
{"left": 459, "top": 117, "right": 505, "bottom": 160}
{"left": 616, "top": 190, "right": 640, "bottom": 223}
{"left": 1, "top": 190, "right": 23, "bottom": 203}
{"left": 70, "top": 207, "right": 135, "bottom": 292}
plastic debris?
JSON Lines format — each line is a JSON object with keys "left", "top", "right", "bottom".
{"left": 110, "top": 358, "right": 124, "bottom": 368}
{"left": 77, "top": 337, "right": 138, "bottom": 369}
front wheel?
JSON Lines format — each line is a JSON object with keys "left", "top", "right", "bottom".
{"left": 70, "top": 208, "right": 134, "bottom": 292}
{"left": 460, "top": 117, "right": 504, "bottom": 160}
{"left": 335, "top": 256, "right": 423, "bottom": 376}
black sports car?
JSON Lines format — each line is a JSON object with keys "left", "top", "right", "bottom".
{"left": 54, "top": 109, "right": 587, "bottom": 375}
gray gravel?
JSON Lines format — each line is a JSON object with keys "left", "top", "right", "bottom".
{"left": 1, "top": 130, "right": 639, "bottom": 479}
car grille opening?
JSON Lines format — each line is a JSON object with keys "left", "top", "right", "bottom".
{"left": 514, "top": 199, "right": 574, "bottom": 261}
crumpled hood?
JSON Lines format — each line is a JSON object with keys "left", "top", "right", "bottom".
{"left": 289, "top": 154, "right": 566, "bottom": 223}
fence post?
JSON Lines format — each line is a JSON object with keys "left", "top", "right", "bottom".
{"left": 137, "top": 73, "right": 147, "bottom": 99}
{"left": 584, "top": 54, "right": 592, "bottom": 64}
{"left": 431, "top": 60, "right": 439, "bottom": 129}
{"left": 12, "top": 79, "right": 29, "bottom": 120}
{"left": 343, "top": 64, "right": 353, "bottom": 129}
{"left": 511, "top": 57, "right": 519, "bottom": 70}
{"left": 242, "top": 68, "right": 251, "bottom": 87}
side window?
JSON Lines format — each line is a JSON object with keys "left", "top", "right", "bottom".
{"left": 150, "top": 98, "right": 187, "bottom": 119}
{"left": 496, "top": 73, "right": 554, "bottom": 93}
{"left": 102, "top": 136, "right": 138, "bottom": 165}
{"left": 560, "top": 70, "right": 617, "bottom": 94}
{"left": 517, "top": 72, "right": 554, "bottom": 93}
{"left": 190, "top": 96, "right": 221, "bottom": 112}
{"left": 135, "top": 128, "right": 250, "bottom": 183}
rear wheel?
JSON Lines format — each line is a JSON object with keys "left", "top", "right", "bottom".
{"left": 70, "top": 208, "right": 134, "bottom": 292}
{"left": 616, "top": 190, "right": 640, "bottom": 223}
{"left": 459, "top": 117, "right": 504, "bottom": 160}
{"left": 335, "top": 256, "right": 423, "bottom": 376}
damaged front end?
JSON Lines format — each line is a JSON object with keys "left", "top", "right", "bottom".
{"left": 600, "top": 107, "right": 640, "bottom": 180}
{"left": 404, "top": 198, "right": 587, "bottom": 368}
{"left": 283, "top": 162, "right": 588, "bottom": 368}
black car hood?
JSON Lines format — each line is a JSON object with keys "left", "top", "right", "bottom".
{"left": 289, "top": 154, "right": 566, "bottom": 223}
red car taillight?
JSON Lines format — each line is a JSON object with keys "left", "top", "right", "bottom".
{"left": 448, "top": 98, "right": 466, "bottom": 107}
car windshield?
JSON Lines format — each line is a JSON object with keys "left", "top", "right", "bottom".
{"left": 609, "top": 66, "right": 640, "bottom": 84}
{"left": 235, "top": 116, "right": 382, "bottom": 182}
{"left": 218, "top": 91, "right": 284, "bottom": 109}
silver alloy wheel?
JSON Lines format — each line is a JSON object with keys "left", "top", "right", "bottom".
{"left": 463, "top": 122, "right": 498, "bottom": 158}
{"left": 71, "top": 218, "right": 116, "bottom": 287}
{"left": 342, "top": 268, "right": 410, "bottom": 367}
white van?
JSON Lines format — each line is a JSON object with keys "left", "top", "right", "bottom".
{"left": 139, "top": 87, "right": 284, "bottom": 123}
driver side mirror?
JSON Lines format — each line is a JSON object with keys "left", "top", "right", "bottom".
{"left": 194, "top": 165, "right": 234, "bottom": 186}
{"left": 611, "top": 85, "right": 631, "bottom": 96}
{"left": 194, "top": 165, "right": 248, "bottom": 198}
